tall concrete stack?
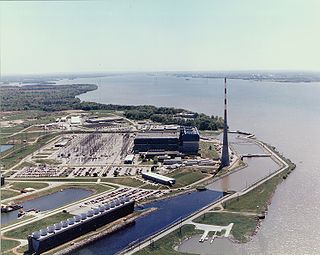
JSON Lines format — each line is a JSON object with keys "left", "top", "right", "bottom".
{"left": 220, "top": 77, "right": 230, "bottom": 168}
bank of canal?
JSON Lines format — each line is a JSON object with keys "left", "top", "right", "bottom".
{"left": 1, "top": 188, "right": 94, "bottom": 225}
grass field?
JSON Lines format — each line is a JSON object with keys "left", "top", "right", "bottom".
{"left": 1, "top": 189, "right": 20, "bottom": 200}
{"left": 134, "top": 224, "right": 202, "bottom": 255}
{"left": 102, "top": 177, "right": 144, "bottom": 187}
{"left": 194, "top": 212, "right": 257, "bottom": 242}
{"left": 167, "top": 168, "right": 209, "bottom": 188}
{"left": 4, "top": 212, "right": 73, "bottom": 239}
{"left": 9, "top": 182, "right": 49, "bottom": 191}
{"left": 1, "top": 239, "right": 20, "bottom": 254}
{"left": 1, "top": 133, "right": 60, "bottom": 169}
{"left": 199, "top": 140, "right": 219, "bottom": 159}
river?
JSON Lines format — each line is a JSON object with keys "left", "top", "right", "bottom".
{"left": 58, "top": 73, "right": 320, "bottom": 254}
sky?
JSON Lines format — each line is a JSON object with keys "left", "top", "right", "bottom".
{"left": 1, "top": 0, "right": 320, "bottom": 75}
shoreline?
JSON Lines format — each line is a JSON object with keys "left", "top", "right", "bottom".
{"left": 123, "top": 135, "right": 296, "bottom": 254}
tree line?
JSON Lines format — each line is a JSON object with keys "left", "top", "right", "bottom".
{"left": 0, "top": 84, "right": 223, "bottom": 130}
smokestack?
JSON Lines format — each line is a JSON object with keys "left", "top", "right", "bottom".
{"left": 221, "top": 77, "right": 230, "bottom": 168}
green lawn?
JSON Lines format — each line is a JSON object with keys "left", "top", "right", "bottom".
{"left": 1, "top": 239, "right": 20, "bottom": 253}
{"left": 9, "top": 182, "right": 49, "bottom": 191}
{"left": 1, "top": 189, "right": 20, "bottom": 200}
{"left": 199, "top": 140, "right": 219, "bottom": 159}
{"left": 102, "top": 177, "right": 144, "bottom": 187}
{"left": 1, "top": 133, "right": 60, "bottom": 169}
{"left": 194, "top": 212, "right": 257, "bottom": 242}
{"left": 167, "top": 168, "right": 209, "bottom": 188}
{"left": 5, "top": 212, "right": 73, "bottom": 239}
{"left": 134, "top": 224, "right": 202, "bottom": 255}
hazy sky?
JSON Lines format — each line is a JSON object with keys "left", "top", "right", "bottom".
{"left": 1, "top": 0, "right": 320, "bottom": 75}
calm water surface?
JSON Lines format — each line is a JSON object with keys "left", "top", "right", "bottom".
{"left": 72, "top": 190, "right": 223, "bottom": 255}
{"left": 0, "top": 144, "right": 14, "bottom": 153}
{"left": 1, "top": 188, "right": 93, "bottom": 225}
{"left": 64, "top": 74, "right": 320, "bottom": 254}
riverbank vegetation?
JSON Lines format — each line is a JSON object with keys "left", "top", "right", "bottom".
{"left": 166, "top": 168, "right": 210, "bottom": 188}
{"left": 1, "top": 84, "right": 223, "bottom": 130}
{"left": 134, "top": 224, "right": 202, "bottom": 255}
{"left": 194, "top": 212, "right": 257, "bottom": 242}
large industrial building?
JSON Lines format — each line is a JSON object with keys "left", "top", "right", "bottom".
{"left": 27, "top": 197, "right": 134, "bottom": 254}
{"left": 133, "top": 126, "right": 200, "bottom": 155}
{"left": 142, "top": 172, "right": 176, "bottom": 186}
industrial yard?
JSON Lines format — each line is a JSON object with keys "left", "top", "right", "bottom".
{"left": 1, "top": 109, "right": 226, "bottom": 255}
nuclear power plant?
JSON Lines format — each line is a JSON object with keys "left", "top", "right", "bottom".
{"left": 220, "top": 77, "right": 230, "bottom": 168}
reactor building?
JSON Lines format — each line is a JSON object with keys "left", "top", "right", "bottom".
{"left": 133, "top": 126, "right": 200, "bottom": 155}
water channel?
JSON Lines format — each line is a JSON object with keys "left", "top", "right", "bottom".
{"left": 72, "top": 190, "right": 223, "bottom": 255}
{"left": 1, "top": 188, "right": 93, "bottom": 225}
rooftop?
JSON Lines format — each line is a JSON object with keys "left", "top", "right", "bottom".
{"left": 136, "top": 132, "right": 179, "bottom": 139}
{"left": 142, "top": 172, "right": 175, "bottom": 182}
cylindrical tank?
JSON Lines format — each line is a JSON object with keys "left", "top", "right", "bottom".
{"left": 99, "top": 206, "right": 105, "bottom": 212}
{"left": 67, "top": 218, "right": 75, "bottom": 225}
{"left": 104, "top": 203, "right": 110, "bottom": 210}
{"left": 61, "top": 220, "right": 68, "bottom": 228}
{"left": 115, "top": 199, "right": 120, "bottom": 206}
{"left": 120, "top": 197, "right": 125, "bottom": 204}
{"left": 32, "top": 231, "right": 41, "bottom": 239}
{"left": 54, "top": 223, "right": 62, "bottom": 230}
{"left": 47, "top": 226, "right": 55, "bottom": 233}
{"left": 124, "top": 196, "right": 130, "bottom": 202}
{"left": 74, "top": 215, "right": 81, "bottom": 222}
{"left": 81, "top": 213, "right": 87, "bottom": 220}
{"left": 40, "top": 229, "right": 47, "bottom": 236}
{"left": 110, "top": 201, "right": 116, "bottom": 208}
{"left": 93, "top": 208, "right": 100, "bottom": 215}
{"left": 87, "top": 210, "right": 94, "bottom": 217}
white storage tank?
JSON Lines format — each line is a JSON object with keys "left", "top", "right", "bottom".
{"left": 99, "top": 206, "right": 105, "bottom": 212}
{"left": 54, "top": 223, "right": 62, "bottom": 230}
{"left": 67, "top": 218, "right": 75, "bottom": 225}
{"left": 93, "top": 208, "right": 100, "bottom": 215}
{"left": 47, "top": 226, "right": 55, "bottom": 233}
{"left": 87, "top": 210, "right": 94, "bottom": 217}
{"left": 32, "top": 231, "right": 41, "bottom": 239}
{"left": 40, "top": 229, "right": 47, "bottom": 236}
{"left": 115, "top": 199, "right": 120, "bottom": 206}
{"left": 61, "top": 220, "right": 68, "bottom": 228}
{"left": 120, "top": 197, "right": 125, "bottom": 204}
{"left": 104, "top": 204, "right": 110, "bottom": 210}
{"left": 74, "top": 215, "right": 81, "bottom": 222}
{"left": 125, "top": 196, "right": 130, "bottom": 202}
{"left": 110, "top": 201, "right": 116, "bottom": 208}
{"left": 81, "top": 213, "right": 87, "bottom": 220}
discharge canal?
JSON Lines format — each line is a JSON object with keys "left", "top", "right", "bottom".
{"left": 72, "top": 190, "right": 224, "bottom": 255}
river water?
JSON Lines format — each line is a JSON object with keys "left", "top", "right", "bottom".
{"left": 61, "top": 73, "right": 320, "bottom": 254}
{"left": 1, "top": 188, "right": 93, "bottom": 225}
